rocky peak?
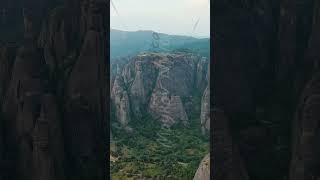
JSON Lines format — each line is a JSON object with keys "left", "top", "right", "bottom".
{"left": 111, "top": 52, "right": 209, "bottom": 129}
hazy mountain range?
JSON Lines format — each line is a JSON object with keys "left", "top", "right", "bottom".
{"left": 110, "top": 29, "right": 210, "bottom": 58}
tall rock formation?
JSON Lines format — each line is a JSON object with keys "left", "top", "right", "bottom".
{"left": 212, "top": 109, "right": 249, "bottom": 180}
{"left": 0, "top": 0, "right": 108, "bottom": 179}
{"left": 200, "top": 64, "right": 210, "bottom": 136}
{"left": 213, "top": 0, "right": 320, "bottom": 179}
{"left": 193, "top": 153, "right": 210, "bottom": 180}
{"left": 111, "top": 53, "right": 209, "bottom": 129}
{"left": 290, "top": 73, "right": 320, "bottom": 180}
{"left": 111, "top": 75, "right": 132, "bottom": 130}
{"left": 200, "top": 86, "right": 210, "bottom": 136}
{"left": 289, "top": 1, "right": 320, "bottom": 180}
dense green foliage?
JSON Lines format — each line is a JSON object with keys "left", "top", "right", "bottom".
{"left": 110, "top": 114, "right": 209, "bottom": 180}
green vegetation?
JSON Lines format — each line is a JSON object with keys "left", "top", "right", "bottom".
{"left": 110, "top": 114, "right": 209, "bottom": 179}
{"left": 111, "top": 29, "right": 209, "bottom": 59}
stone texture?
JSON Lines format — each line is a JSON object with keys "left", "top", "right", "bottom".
{"left": 111, "top": 75, "right": 132, "bottom": 131}
{"left": 193, "top": 153, "right": 210, "bottom": 180}
{"left": 64, "top": 29, "right": 106, "bottom": 180}
{"left": 0, "top": 46, "right": 15, "bottom": 102}
{"left": 200, "top": 86, "right": 210, "bottom": 136}
{"left": 212, "top": 0, "right": 320, "bottom": 179}
{"left": 196, "top": 57, "right": 209, "bottom": 91}
{"left": 111, "top": 53, "right": 208, "bottom": 127}
{"left": 212, "top": 109, "right": 249, "bottom": 180}
{"left": 0, "top": 0, "right": 108, "bottom": 179}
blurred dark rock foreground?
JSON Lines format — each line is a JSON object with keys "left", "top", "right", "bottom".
{"left": 0, "top": 0, "right": 107, "bottom": 179}
{"left": 213, "top": 0, "right": 320, "bottom": 179}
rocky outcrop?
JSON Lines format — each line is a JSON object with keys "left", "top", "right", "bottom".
{"left": 200, "top": 86, "right": 210, "bottom": 136}
{"left": 111, "top": 53, "right": 208, "bottom": 128}
{"left": 0, "top": 46, "right": 15, "bottom": 103}
{"left": 213, "top": 0, "right": 320, "bottom": 179}
{"left": 289, "top": 2, "right": 320, "bottom": 179}
{"left": 32, "top": 94, "right": 66, "bottom": 180}
{"left": 0, "top": 0, "right": 108, "bottom": 179}
{"left": 290, "top": 73, "right": 320, "bottom": 180}
{"left": 129, "top": 56, "right": 158, "bottom": 120}
{"left": 193, "top": 153, "right": 210, "bottom": 180}
{"left": 0, "top": 0, "right": 24, "bottom": 43}
{"left": 150, "top": 95, "right": 189, "bottom": 125}
{"left": 111, "top": 76, "right": 131, "bottom": 129}
{"left": 200, "top": 64, "right": 210, "bottom": 136}
{"left": 2, "top": 45, "right": 45, "bottom": 171}
{"left": 196, "top": 57, "right": 209, "bottom": 92}
{"left": 212, "top": 109, "right": 249, "bottom": 180}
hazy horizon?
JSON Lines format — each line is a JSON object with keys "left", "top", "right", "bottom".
{"left": 110, "top": 0, "right": 210, "bottom": 38}
{"left": 111, "top": 28, "right": 210, "bottom": 39}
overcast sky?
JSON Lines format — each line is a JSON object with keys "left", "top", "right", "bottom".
{"left": 110, "top": 0, "right": 210, "bottom": 38}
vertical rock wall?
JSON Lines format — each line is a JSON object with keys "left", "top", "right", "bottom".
{"left": 213, "top": 0, "right": 320, "bottom": 179}
{"left": 0, "top": 0, "right": 107, "bottom": 179}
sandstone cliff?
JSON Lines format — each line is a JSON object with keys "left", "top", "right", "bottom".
{"left": 111, "top": 53, "right": 209, "bottom": 129}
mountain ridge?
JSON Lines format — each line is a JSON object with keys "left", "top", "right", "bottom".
{"left": 111, "top": 28, "right": 209, "bottom": 39}
{"left": 110, "top": 29, "right": 210, "bottom": 58}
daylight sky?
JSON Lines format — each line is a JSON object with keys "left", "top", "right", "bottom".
{"left": 110, "top": 0, "right": 210, "bottom": 38}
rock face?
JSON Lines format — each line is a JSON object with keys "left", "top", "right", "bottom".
{"left": 212, "top": 109, "right": 249, "bottom": 180}
{"left": 213, "top": 0, "right": 320, "bottom": 180}
{"left": 200, "top": 64, "right": 210, "bottom": 136}
{"left": 0, "top": 0, "right": 108, "bottom": 179}
{"left": 288, "top": 2, "right": 320, "bottom": 180}
{"left": 200, "top": 86, "right": 210, "bottom": 136}
{"left": 193, "top": 153, "right": 210, "bottom": 180}
{"left": 0, "top": 46, "right": 15, "bottom": 104}
{"left": 32, "top": 95, "right": 65, "bottom": 180}
{"left": 0, "top": 0, "right": 24, "bottom": 43}
{"left": 111, "top": 76, "right": 131, "bottom": 129}
{"left": 290, "top": 73, "right": 320, "bottom": 180}
{"left": 111, "top": 53, "right": 209, "bottom": 128}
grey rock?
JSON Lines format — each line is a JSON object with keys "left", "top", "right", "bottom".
{"left": 193, "top": 153, "right": 210, "bottom": 180}
{"left": 111, "top": 75, "right": 131, "bottom": 128}
{"left": 200, "top": 86, "right": 210, "bottom": 136}
{"left": 111, "top": 53, "right": 207, "bottom": 127}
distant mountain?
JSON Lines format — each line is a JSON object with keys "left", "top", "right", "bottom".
{"left": 110, "top": 29, "right": 210, "bottom": 58}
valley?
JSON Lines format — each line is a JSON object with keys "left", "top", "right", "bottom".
{"left": 110, "top": 115, "right": 209, "bottom": 179}
{"left": 110, "top": 29, "right": 210, "bottom": 180}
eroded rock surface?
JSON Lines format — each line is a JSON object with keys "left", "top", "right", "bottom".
{"left": 0, "top": 0, "right": 108, "bottom": 179}
{"left": 212, "top": 109, "right": 249, "bottom": 180}
{"left": 193, "top": 153, "right": 210, "bottom": 180}
{"left": 290, "top": 74, "right": 320, "bottom": 180}
{"left": 111, "top": 53, "right": 209, "bottom": 129}
{"left": 200, "top": 64, "right": 210, "bottom": 136}
{"left": 200, "top": 86, "right": 210, "bottom": 136}
{"left": 213, "top": 0, "right": 320, "bottom": 180}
